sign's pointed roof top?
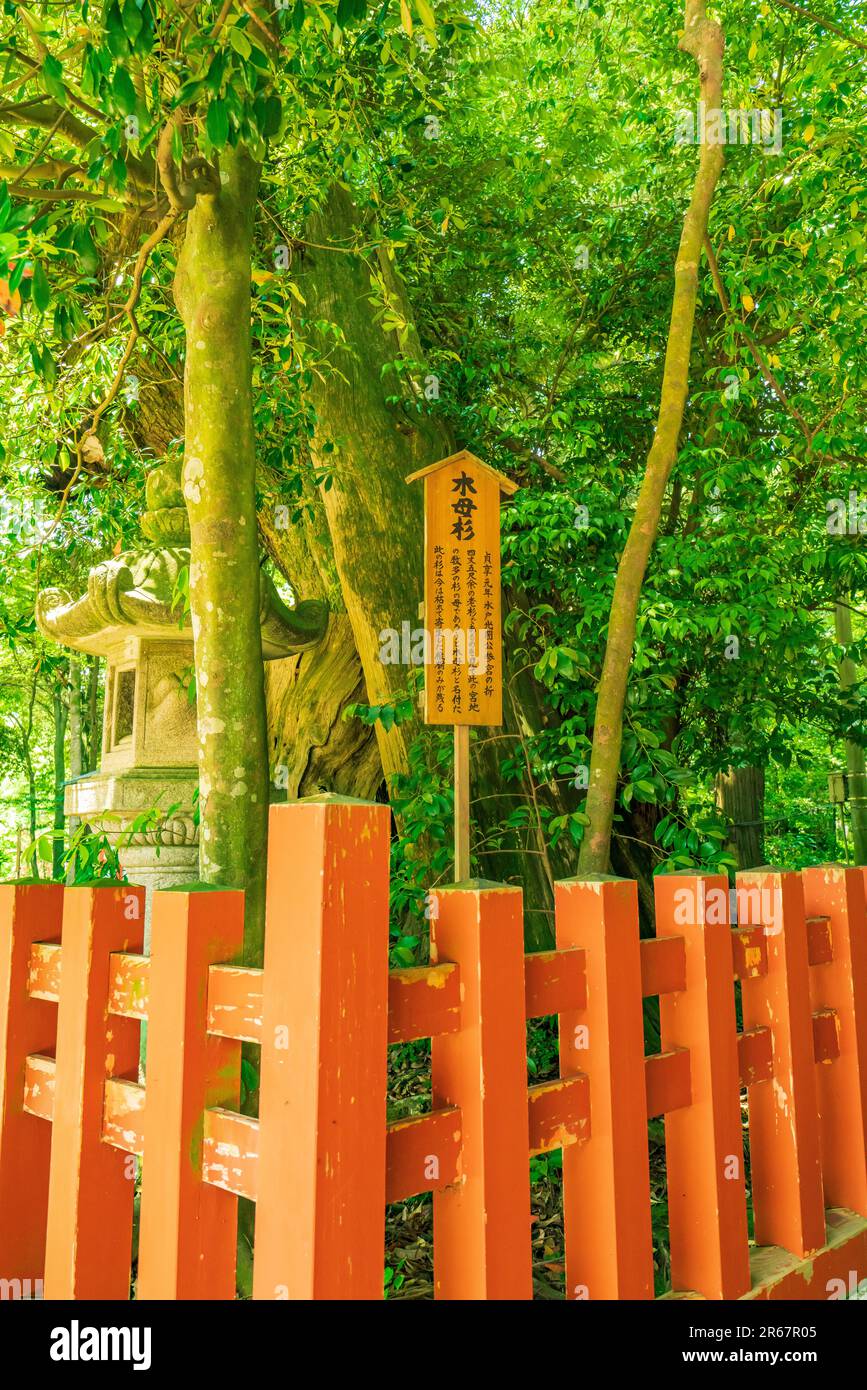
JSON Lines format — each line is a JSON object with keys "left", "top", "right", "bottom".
{"left": 405, "top": 448, "right": 519, "bottom": 496}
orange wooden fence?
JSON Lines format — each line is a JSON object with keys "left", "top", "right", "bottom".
{"left": 1, "top": 795, "right": 867, "bottom": 1300}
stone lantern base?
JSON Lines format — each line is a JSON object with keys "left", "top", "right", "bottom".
{"left": 65, "top": 765, "right": 199, "bottom": 948}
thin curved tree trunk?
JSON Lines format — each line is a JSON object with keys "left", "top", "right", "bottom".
{"left": 578, "top": 0, "right": 726, "bottom": 873}
{"left": 84, "top": 657, "right": 100, "bottom": 773}
{"left": 66, "top": 656, "right": 82, "bottom": 867}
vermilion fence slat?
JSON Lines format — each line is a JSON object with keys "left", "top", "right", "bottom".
{"left": 137, "top": 886, "right": 244, "bottom": 1299}
{"left": 3, "top": 850, "right": 867, "bottom": 1304}
{"left": 802, "top": 864, "right": 867, "bottom": 1217}
{"left": 430, "top": 882, "right": 533, "bottom": 1300}
{"left": 654, "top": 873, "right": 750, "bottom": 1299}
{"left": 557, "top": 875, "right": 653, "bottom": 1300}
{"left": 738, "top": 869, "right": 825, "bottom": 1257}
{"left": 44, "top": 883, "right": 144, "bottom": 1299}
{"left": 253, "top": 797, "right": 390, "bottom": 1300}
{"left": 0, "top": 882, "right": 63, "bottom": 1287}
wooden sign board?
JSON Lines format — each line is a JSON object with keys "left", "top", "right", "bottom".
{"left": 407, "top": 450, "right": 516, "bottom": 728}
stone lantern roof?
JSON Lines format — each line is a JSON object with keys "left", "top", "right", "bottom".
{"left": 36, "top": 457, "right": 328, "bottom": 658}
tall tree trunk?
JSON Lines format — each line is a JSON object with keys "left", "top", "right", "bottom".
{"left": 174, "top": 146, "right": 270, "bottom": 961}
{"left": 52, "top": 686, "right": 67, "bottom": 880}
{"left": 714, "top": 766, "right": 766, "bottom": 869}
{"left": 578, "top": 0, "right": 726, "bottom": 873}
{"left": 25, "top": 751, "right": 38, "bottom": 880}
{"left": 84, "top": 656, "right": 100, "bottom": 772}
{"left": 835, "top": 600, "right": 867, "bottom": 864}
{"left": 24, "top": 667, "right": 39, "bottom": 878}
{"left": 67, "top": 656, "right": 82, "bottom": 856}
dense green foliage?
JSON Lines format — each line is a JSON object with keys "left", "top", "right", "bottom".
{"left": 0, "top": 0, "right": 865, "bottom": 1303}
{"left": 0, "top": 2, "right": 864, "bottom": 894}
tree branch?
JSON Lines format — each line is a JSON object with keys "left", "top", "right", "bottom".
{"left": 769, "top": 0, "right": 867, "bottom": 53}
{"left": 35, "top": 209, "right": 181, "bottom": 553}
{"left": 0, "top": 98, "right": 155, "bottom": 190}
{"left": 157, "top": 111, "right": 220, "bottom": 213}
{"left": 157, "top": 112, "right": 194, "bottom": 211}
{"left": 5, "top": 185, "right": 125, "bottom": 203}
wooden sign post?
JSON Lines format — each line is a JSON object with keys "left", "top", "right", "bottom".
{"left": 407, "top": 450, "right": 517, "bottom": 881}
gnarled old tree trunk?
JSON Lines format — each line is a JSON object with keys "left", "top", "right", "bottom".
{"left": 275, "top": 184, "right": 581, "bottom": 945}
{"left": 129, "top": 185, "right": 595, "bottom": 948}
{"left": 289, "top": 184, "right": 448, "bottom": 783}
{"left": 261, "top": 473, "right": 382, "bottom": 801}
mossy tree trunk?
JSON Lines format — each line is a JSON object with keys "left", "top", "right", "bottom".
{"left": 173, "top": 147, "right": 270, "bottom": 960}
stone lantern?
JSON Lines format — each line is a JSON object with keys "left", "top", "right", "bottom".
{"left": 36, "top": 458, "right": 327, "bottom": 912}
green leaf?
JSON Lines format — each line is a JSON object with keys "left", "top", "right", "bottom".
{"left": 105, "top": 1, "right": 130, "bottom": 56}
{"left": 41, "top": 55, "right": 66, "bottom": 105}
{"left": 31, "top": 261, "right": 51, "bottom": 314}
{"left": 229, "top": 26, "right": 252, "bottom": 59}
{"left": 254, "top": 93, "right": 282, "bottom": 140}
{"left": 206, "top": 99, "right": 230, "bottom": 149}
{"left": 122, "top": 0, "right": 143, "bottom": 42}
{"left": 72, "top": 226, "right": 100, "bottom": 276}
{"left": 206, "top": 51, "right": 227, "bottom": 92}
{"left": 112, "top": 65, "right": 138, "bottom": 115}
{"left": 173, "top": 78, "right": 206, "bottom": 106}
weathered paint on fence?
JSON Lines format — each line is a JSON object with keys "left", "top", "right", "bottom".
{"left": 1, "top": 800, "right": 866, "bottom": 1301}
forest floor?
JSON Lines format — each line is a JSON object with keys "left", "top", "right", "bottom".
{"left": 385, "top": 1030, "right": 675, "bottom": 1299}
{"left": 385, "top": 1027, "right": 754, "bottom": 1300}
